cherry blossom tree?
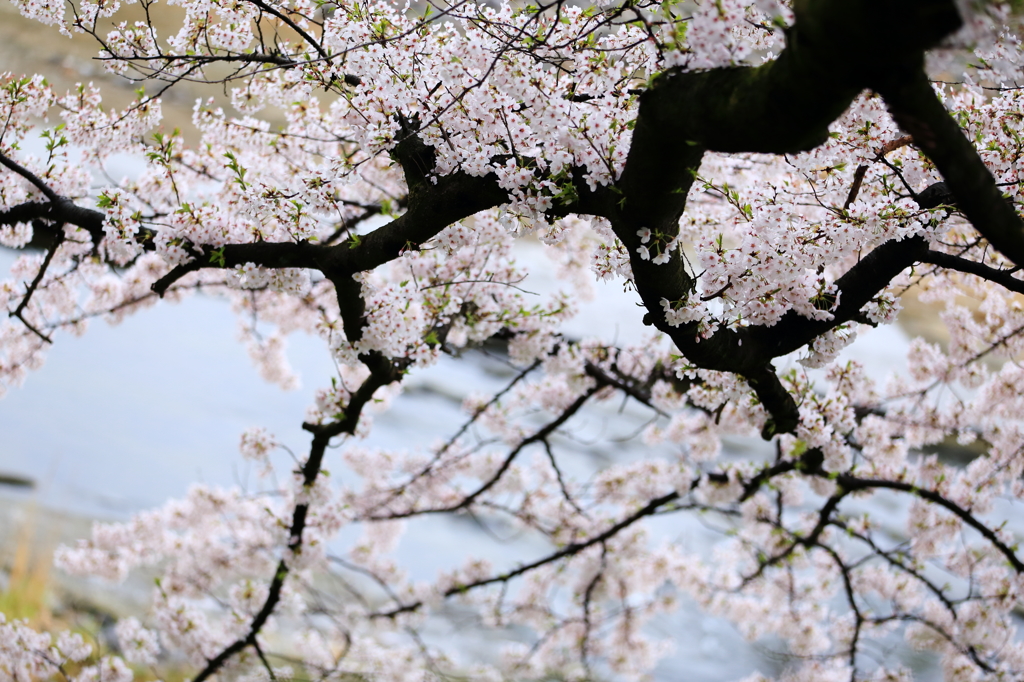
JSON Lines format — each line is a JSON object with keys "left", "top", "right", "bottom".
{"left": 7, "top": 0, "right": 1024, "bottom": 679}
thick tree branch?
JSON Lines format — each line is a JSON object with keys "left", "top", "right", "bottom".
{"left": 595, "top": 0, "right": 965, "bottom": 435}
{"left": 0, "top": 196, "right": 106, "bottom": 246}
{"left": 334, "top": 170, "right": 509, "bottom": 276}
{"left": 0, "top": 153, "right": 59, "bottom": 202}
{"left": 0, "top": 152, "right": 145, "bottom": 248}
{"left": 920, "top": 249, "right": 1024, "bottom": 294}
{"left": 756, "top": 235, "right": 930, "bottom": 358}
{"left": 150, "top": 240, "right": 336, "bottom": 296}
{"left": 877, "top": 66, "right": 1024, "bottom": 267}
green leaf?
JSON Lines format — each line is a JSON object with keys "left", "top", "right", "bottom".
{"left": 209, "top": 247, "right": 226, "bottom": 267}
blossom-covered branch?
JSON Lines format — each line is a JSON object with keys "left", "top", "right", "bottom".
{"left": 7, "top": 0, "right": 1024, "bottom": 680}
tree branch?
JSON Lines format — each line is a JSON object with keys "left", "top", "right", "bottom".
{"left": 194, "top": 348, "right": 407, "bottom": 682}
{"left": 920, "top": 249, "right": 1024, "bottom": 295}
{"left": 877, "top": 66, "right": 1024, "bottom": 267}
